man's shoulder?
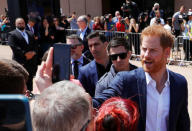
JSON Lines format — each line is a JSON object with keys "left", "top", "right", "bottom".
{"left": 169, "top": 70, "right": 187, "bottom": 83}
{"left": 80, "top": 60, "right": 96, "bottom": 71}
{"left": 116, "top": 68, "right": 144, "bottom": 80}
{"left": 9, "top": 29, "right": 18, "bottom": 34}
{"left": 173, "top": 12, "right": 180, "bottom": 17}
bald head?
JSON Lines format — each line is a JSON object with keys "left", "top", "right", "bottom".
{"left": 15, "top": 18, "right": 25, "bottom": 31}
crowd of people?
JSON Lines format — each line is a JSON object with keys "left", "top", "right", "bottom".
{"left": 0, "top": 0, "right": 191, "bottom": 130}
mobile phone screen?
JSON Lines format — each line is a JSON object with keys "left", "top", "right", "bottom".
{"left": 0, "top": 95, "right": 32, "bottom": 131}
{"left": 52, "top": 43, "right": 71, "bottom": 82}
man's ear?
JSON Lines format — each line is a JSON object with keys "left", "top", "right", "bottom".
{"left": 104, "top": 41, "right": 108, "bottom": 49}
{"left": 127, "top": 51, "right": 132, "bottom": 59}
{"left": 80, "top": 44, "right": 84, "bottom": 51}
{"left": 164, "top": 47, "right": 171, "bottom": 58}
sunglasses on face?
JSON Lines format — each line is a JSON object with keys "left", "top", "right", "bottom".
{"left": 109, "top": 52, "right": 128, "bottom": 61}
{"left": 70, "top": 43, "right": 82, "bottom": 49}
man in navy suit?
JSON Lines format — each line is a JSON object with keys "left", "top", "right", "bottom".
{"left": 78, "top": 32, "right": 111, "bottom": 97}
{"left": 93, "top": 25, "right": 190, "bottom": 131}
{"left": 8, "top": 18, "right": 38, "bottom": 91}
{"left": 66, "top": 34, "right": 91, "bottom": 79}
{"left": 76, "top": 15, "right": 93, "bottom": 60}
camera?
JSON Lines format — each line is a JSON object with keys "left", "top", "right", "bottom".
{"left": 139, "top": 12, "right": 147, "bottom": 21}
{"left": 178, "top": 15, "right": 183, "bottom": 24}
{"left": 156, "top": 18, "right": 161, "bottom": 24}
{"left": 104, "top": 14, "right": 110, "bottom": 23}
{"left": 120, "top": 19, "right": 125, "bottom": 24}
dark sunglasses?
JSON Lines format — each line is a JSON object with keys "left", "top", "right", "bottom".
{"left": 110, "top": 52, "right": 127, "bottom": 61}
{"left": 70, "top": 43, "right": 82, "bottom": 49}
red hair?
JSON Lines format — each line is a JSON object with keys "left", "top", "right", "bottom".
{"left": 94, "top": 97, "right": 139, "bottom": 131}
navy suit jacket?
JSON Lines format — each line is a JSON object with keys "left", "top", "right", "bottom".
{"left": 93, "top": 68, "right": 190, "bottom": 131}
{"left": 77, "top": 27, "right": 91, "bottom": 52}
{"left": 78, "top": 60, "right": 98, "bottom": 97}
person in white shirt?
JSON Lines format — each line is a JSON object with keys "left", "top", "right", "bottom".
{"left": 150, "top": 10, "right": 165, "bottom": 26}
{"left": 92, "top": 25, "right": 190, "bottom": 131}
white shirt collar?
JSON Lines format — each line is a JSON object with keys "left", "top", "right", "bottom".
{"left": 71, "top": 55, "right": 84, "bottom": 65}
{"left": 145, "top": 69, "right": 170, "bottom": 88}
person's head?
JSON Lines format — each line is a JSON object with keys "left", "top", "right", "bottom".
{"left": 0, "top": 14, "right": 6, "bottom": 20}
{"left": 87, "top": 31, "right": 108, "bottom": 61}
{"left": 32, "top": 80, "right": 92, "bottom": 131}
{"left": 28, "top": 17, "right": 36, "bottom": 27}
{"left": 53, "top": 17, "right": 59, "bottom": 26}
{"left": 66, "top": 34, "right": 84, "bottom": 60}
{"left": 130, "top": 18, "right": 136, "bottom": 24}
{"left": 87, "top": 14, "right": 92, "bottom": 22}
{"left": 155, "top": 10, "right": 160, "bottom": 18}
{"left": 179, "top": 5, "right": 185, "bottom": 13}
{"left": 126, "top": 0, "right": 131, "bottom": 3}
{"left": 108, "top": 14, "right": 113, "bottom": 22}
{"left": 95, "top": 16, "right": 101, "bottom": 24}
{"left": 154, "top": 3, "right": 160, "bottom": 10}
{"left": 115, "top": 11, "right": 120, "bottom": 17}
{"left": 0, "top": 59, "right": 28, "bottom": 94}
{"left": 72, "top": 12, "right": 76, "bottom": 19}
{"left": 140, "top": 25, "right": 174, "bottom": 74}
{"left": 77, "top": 15, "right": 88, "bottom": 30}
{"left": 94, "top": 97, "right": 139, "bottom": 131}
{"left": 188, "top": 11, "right": 192, "bottom": 20}
{"left": 42, "top": 18, "right": 49, "bottom": 27}
{"left": 124, "top": 17, "right": 130, "bottom": 24}
{"left": 15, "top": 18, "right": 26, "bottom": 31}
{"left": 107, "top": 37, "right": 131, "bottom": 72}
{"left": 117, "top": 15, "right": 122, "bottom": 22}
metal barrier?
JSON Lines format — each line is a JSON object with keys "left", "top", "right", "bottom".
{"left": 65, "top": 29, "right": 141, "bottom": 56}
{"left": 169, "top": 36, "right": 192, "bottom": 66}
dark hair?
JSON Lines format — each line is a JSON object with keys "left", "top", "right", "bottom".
{"left": 107, "top": 37, "right": 131, "bottom": 53}
{"left": 28, "top": 17, "right": 36, "bottom": 23}
{"left": 0, "top": 59, "right": 28, "bottom": 94}
{"left": 87, "top": 14, "right": 91, "bottom": 18}
{"left": 94, "top": 97, "right": 139, "bottom": 131}
{"left": 66, "top": 34, "right": 83, "bottom": 45}
{"left": 87, "top": 31, "right": 107, "bottom": 43}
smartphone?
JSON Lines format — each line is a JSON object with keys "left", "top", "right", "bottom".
{"left": 0, "top": 95, "right": 32, "bottom": 131}
{"left": 52, "top": 43, "right": 71, "bottom": 82}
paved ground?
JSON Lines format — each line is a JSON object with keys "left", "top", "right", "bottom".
{"left": 0, "top": 45, "right": 191, "bottom": 130}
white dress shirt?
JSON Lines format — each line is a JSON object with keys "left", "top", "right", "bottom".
{"left": 71, "top": 56, "right": 84, "bottom": 75}
{"left": 80, "top": 26, "right": 88, "bottom": 40}
{"left": 145, "top": 70, "right": 170, "bottom": 131}
{"left": 16, "top": 28, "right": 29, "bottom": 44}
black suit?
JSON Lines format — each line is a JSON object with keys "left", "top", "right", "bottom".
{"left": 8, "top": 29, "right": 38, "bottom": 91}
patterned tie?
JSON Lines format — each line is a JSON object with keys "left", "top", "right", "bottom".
{"left": 74, "top": 60, "right": 79, "bottom": 79}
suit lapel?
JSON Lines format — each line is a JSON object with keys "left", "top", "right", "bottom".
{"left": 168, "top": 71, "right": 176, "bottom": 131}
{"left": 91, "top": 60, "right": 98, "bottom": 83}
{"left": 15, "top": 30, "right": 26, "bottom": 42}
{"left": 136, "top": 68, "right": 147, "bottom": 127}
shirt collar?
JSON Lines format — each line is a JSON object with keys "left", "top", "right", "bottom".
{"left": 71, "top": 56, "right": 84, "bottom": 64}
{"left": 80, "top": 26, "right": 88, "bottom": 33}
{"left": 16, "top": 28, "right": 26, "bottom": 33}
{"left": 145, "top": 69, "right": 170, "bottom": 87}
